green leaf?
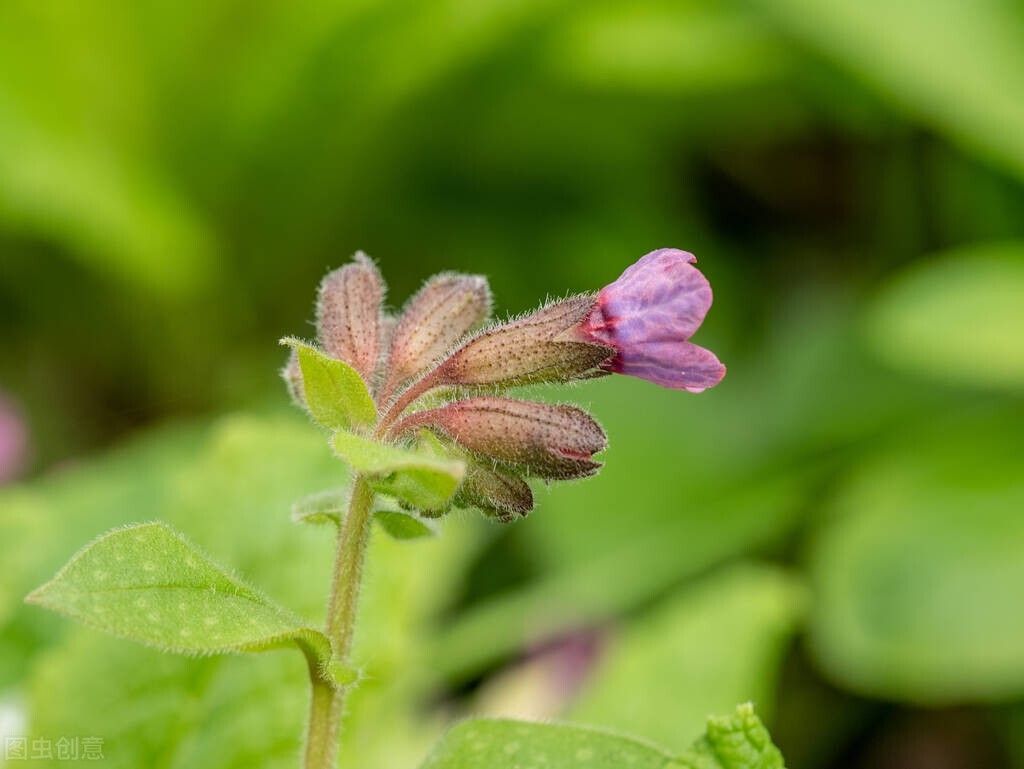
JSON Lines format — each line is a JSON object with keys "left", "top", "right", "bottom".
{"left": 26, "top": 522, "right": 331, "bottom": 665}
{"left": 863, "top": 244, "right": 1024, "bottom": 390}
{"left": 808, "top": 408, "right": 1024, "bottom": 703}
{"left": 421, "top": 719, "right": 673, "bottom": 769}
{"left": 420, "top": 704, "right": 785, "bottom": 769}
{"left": 291, "top": 488, "right": 438, "bottom": 539}
{"left": 570, "top": 565, "right": 805, "bottom": 749}
{"left": 375, "top": 508, "right": 438, "bottom": 540}
{"left": 291, "top": 488, "right": 348, "bottom": 526}
{"left": 281, "top": 337, "right": 377, "bottom": 430}
{"left": 680, "top": 703, "right": 787, "bottom": 769}
{"left": 332, "top": 429, "right": 464, "bottom": 511}
{"left": 431, "top": 473, "right": 806, "bottom": 683}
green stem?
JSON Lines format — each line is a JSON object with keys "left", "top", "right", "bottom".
{"left": 303, "top": 475, "right": 376, "bottom": 769}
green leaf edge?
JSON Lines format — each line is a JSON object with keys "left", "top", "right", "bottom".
{"left": 331, "top": 429, "right": 465, "bottom": 510}
{"left": 25, "top": 522, "right": 334, "bottom": 671}
{"left": 421, "top": 703, "right": 785, "bottom": 769}
{"left": 280, "top": 337, "right": 378, "bottom": 429}
{"left": 291, "top": 488, "right": 439, "bottom": 539}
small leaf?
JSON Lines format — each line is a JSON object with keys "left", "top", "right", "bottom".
{"left": 679, "top": 703, "right": 786, "bottom": 769}
{"left": 291, "top": 488, "right": 348, "bottom": 526}
{"left": 25, "top": 522, "right": 332, "bottom": 666}
{"left": 332, "top": 430, "right": 464, "bottom": 511}
{"left": 420, "top": 704, "right": 786, "bottom": 769}
{"left": 375, "top": 508, "right": 438, "bottom": 540}
{"left": 291, "top": 488, "right": 437, "bottom": 538}
{"left": 280, "top": 338, "right": 377, "bottom": 430}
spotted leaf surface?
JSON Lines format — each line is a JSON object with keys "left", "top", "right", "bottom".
{"left": 26, "top": 522, "right": 331, "bottom": 664}
{"left": 420, "top": 719, "right": 673, "bottom": 769}
{"left": 420, "top": 704, "right": 785, "bottom": 769}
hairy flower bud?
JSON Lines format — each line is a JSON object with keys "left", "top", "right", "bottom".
{"left": 435, "top": 295, "right": 613, "bottom": 388}
{"left": 388, "top": 272, "right": 491, "bottom": 386}
{"left": 455, "top": 461, "right": 534, "bottom": 522}
{"left": 413, "top": 396, "right": 607, "bottom": 479}
{"left": 316, "top": 252, "right": 385, "bottom": 381}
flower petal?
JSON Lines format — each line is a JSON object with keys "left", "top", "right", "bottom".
{"left": 607, "top": 340, "right": 726, "bottom": 393}
{"left": 591, "top": 248, "right": 712, "bottom": 345}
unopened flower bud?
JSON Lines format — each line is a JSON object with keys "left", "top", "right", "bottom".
{"left": 413, "top": 396, "right": 607, "bottom": 479}
{"left": 388, "top": 272, "right": 491, "bottom": 385}
{"left": 576, "top": 248, "right": 725, "bottom": 392}
{"left": 436, "top": 295, "right": 613, "bottom": 388}
{"left": 455, "top": 461, "right": 534, "bottom": 522}
{"left": 316, "top": 252, "right": 385, "bottom": 381}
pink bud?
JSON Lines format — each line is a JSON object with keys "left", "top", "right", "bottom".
{"left": 388, "top": 272, "right": 492, "bottom": 386}
{"left": 412, "top": 396, "right": 607, "bottom": 480}
{"left": 436, "top": 295, "right": 613, "bottom": 388}
{"left": 578, "top": 248, "right": 725, "bottom": 392}
{"left": 316, "top": 252, "right": 385, "bottom": 381}
{"left": 455, "top": 462, "right": 534, "bottom": 522}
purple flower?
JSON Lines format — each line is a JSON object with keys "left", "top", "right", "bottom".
{"left": 577, "top": 248, "right": 726, "bottom": 392}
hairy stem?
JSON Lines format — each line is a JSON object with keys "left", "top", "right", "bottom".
{"left": 304, "top": 475, "right": 376, "bottom": 769}
{"left": 302, "top": 657, "right": 338, "bottom": 769}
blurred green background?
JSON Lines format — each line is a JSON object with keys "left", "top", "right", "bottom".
{"left": 2, "top": 0, "right": 1023, "bottom": 767}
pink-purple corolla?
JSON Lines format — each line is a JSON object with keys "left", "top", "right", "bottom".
{"left": 577, "top": 248, "right": 726, "bottom": 393}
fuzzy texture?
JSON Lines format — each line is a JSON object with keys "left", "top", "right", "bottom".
{"left": 579, "top": 248, "right": 726, "bottom": 393}
{"left": 416, "top": 396, "right": 607, "bottom": 480}
{"left": 454, "top": 461, "right": 534, "bottom": 521}
{"left": 316, "top": 252, "right": 385, "bottom": 382}
{"left": 388, "top": 272, "right": 492, "bottom": 385}
{"left": 281, "top": 348, "right": 306, "bottom": 409}
{"left": 437, "top": 294, "right": 613, "bottom": 388}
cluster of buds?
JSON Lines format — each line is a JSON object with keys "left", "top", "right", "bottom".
{"left": 284, "top": 249, "right": 724, "bottom": 521}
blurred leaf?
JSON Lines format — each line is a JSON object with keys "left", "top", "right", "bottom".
{"left": 421, "top": 703, "right": 786, "bottom": 769}
{"left": 808, "top": 407, "right": 1024, "bottom": 703}
{"left": 432, "top": 472, "right": 806, "bottom": 682}
{"left": 864, "top": 243, "right": 1024, "bottom": 390}
{"left": 0, "top": 1, "right": 214, "bottom": 297}
{"left": 282, "top": 338, "right": 378, "bottom": 430}
{"left": 291, "top": 488, "right": 348, "bottom": 526}
{"left": 332, "top": 429, "right": 465, "bottom": 511}
{"left": 26, "top": 522, "right": 331, "bottom": 663}
{"left": 570, "top": 565, "right": 805, "bottom": 750}
{"left": 550, "top": 0, "right": 790, "bottom": 94}
{"left": 750, "top": 0, "right": 1024, "bottom": 180}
